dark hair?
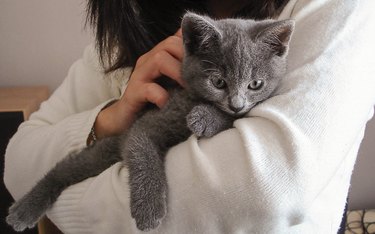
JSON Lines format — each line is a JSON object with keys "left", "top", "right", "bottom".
{"left": 86, "top": 0, "right": 290, "bottom": 73}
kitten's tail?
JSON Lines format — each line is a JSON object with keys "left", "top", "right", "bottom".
{"left": 6, "top": 136, "right": 122, "bottom": 232}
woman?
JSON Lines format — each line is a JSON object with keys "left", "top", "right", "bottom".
{"left": 4, "top": 0, "right": 375, "bottom": 233}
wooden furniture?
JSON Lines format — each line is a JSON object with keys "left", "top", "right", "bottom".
{"left": 0, "top": 86, "right": 49, "bottom": 120}
{"left": 0, "top": 86, "right": 62, "bottom": 234}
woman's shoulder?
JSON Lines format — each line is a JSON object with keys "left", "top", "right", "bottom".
{"left": 80, "top": 43, "right": 132, "bottom": 97}
{"left": 82, "top": 43, "right": 103, "bottom": 72}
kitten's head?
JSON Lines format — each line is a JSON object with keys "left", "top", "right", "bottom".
{"left": 181, "top": 13, "right": 294, "bottom": 116}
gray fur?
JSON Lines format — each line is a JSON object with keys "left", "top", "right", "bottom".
{"left": 7, "top": 12, "right": 294, "bottom": 232}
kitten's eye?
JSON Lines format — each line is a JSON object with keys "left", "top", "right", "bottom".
{"left": 211, "top": 77, "right": 227, "bottom": 89}
{"left": 248, "top": 80, "right": 264, "bottom": 90}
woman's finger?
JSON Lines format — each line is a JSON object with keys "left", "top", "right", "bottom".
{"left": 142, "top": 83, "right": 169, "bottom": 108}
{"left": 174, "top": 28, "right": 182, "bottom": 38}
{"left": 136, "top": 35, "right": 184, "bottom": 67}
{"left": 133, "top": 50, "right": 186, "bottom": 87}
{"left": 160, "top": 35, "right": 184, "bottom": 61}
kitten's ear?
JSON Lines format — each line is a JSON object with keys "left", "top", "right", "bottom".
{"left": 256, "top": 20, "right": 295, "bottom": 57}
{"left": 181, "top": 12, "right": 221, "bottom": 55}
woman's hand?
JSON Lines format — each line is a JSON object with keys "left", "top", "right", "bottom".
{"left": 93, "top": 29, "right": 185, "bottom": 139}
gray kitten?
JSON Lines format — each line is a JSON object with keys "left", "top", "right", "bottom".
{"left": 7, "top": 13, "right": 294, "bottom": 232}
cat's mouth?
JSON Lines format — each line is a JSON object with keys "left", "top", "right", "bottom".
{"left": 219, "top": 102, "right": 259, "bottom": 117}
{"left": 230, "top": 108, "right": 251, "bottom": 117}
{"left": 218, "top": 105, "right": 252, "bottom": 117}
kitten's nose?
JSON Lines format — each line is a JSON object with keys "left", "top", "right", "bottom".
{"left": 229, "top": 104, "right": 244, "bottom": 113}
{"left": 229, "top": 96, "right": 244, "bottom": 113}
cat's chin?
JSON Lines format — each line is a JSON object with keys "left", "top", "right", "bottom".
{"left": 223, "top": 108, "right": 249, "bottom": 117}
{"left": 231, "top": 111, "right": 248, "bottom": 117}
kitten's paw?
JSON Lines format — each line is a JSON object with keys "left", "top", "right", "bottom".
{"left": 187, "top": 106, "right": 215, "bottom": 137}
{"left": 130, "top": 187, "right": 167, "bottom": 231}
{"left": 6, "top": 201, "right": 41, "bottom": 232}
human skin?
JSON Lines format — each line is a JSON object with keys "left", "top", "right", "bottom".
{"left": 94, "top": 29, "right": 185, "bottom": 139}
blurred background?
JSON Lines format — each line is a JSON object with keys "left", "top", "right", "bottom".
{"left": 0, "top": 0, "right": 374, "bottom": 211}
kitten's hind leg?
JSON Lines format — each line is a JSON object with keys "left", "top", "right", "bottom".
{"left": 125, "top": 132, "right": 168, "bottom": 231}
{"left": 6, "top": 136, "right": 122, "bottom": 232}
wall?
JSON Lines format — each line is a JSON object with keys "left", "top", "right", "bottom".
{"left": 0, "top": 0, "right": 374, "bottom": 210}
{"left": 0, "top": 0, "right": 93, "bottom": 90}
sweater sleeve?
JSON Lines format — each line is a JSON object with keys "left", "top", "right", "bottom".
{"left": 3, "top": 45, "right": 122, "bottom": 200}
{"left": 14, "top": 0, "right": 375, "bottom": 233}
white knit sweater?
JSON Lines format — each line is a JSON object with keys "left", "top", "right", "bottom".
{"left": 4, "top": 0, "right": 375, "bottom": 233}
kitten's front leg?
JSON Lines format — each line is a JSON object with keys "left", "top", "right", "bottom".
{"left": 123, "top": 92, "right": 194, "bottom": 231}
{"left": 124, "top": 133, "right": 168, "bottom": 231}
{"left": 187, "top": 104, "right": 234, "bottom": 138}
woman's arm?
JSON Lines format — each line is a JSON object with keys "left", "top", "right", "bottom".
{"left": 171, "top": 2, "right": 375, "bottom": 233}
{"left": 3, "top": 45, "right": 124, "bottom": 199}
{"left": 4, "top": 29, "right": 186, "bottom": 232}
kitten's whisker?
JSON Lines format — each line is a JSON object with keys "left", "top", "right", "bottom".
{"left": 201, "top": 60, "right": 218, "bottom": 67}
{"left": 203, "top": 69, "right": 219, "bottom": 73}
